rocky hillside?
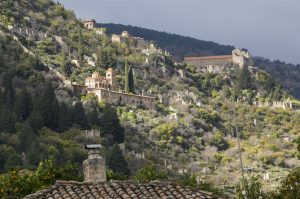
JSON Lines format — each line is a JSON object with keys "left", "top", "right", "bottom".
{"left": 0, "top": 0, "right": 300, "bottom": 197}
{"left": 98, "top": 23, "right": 300, "bottom": 99}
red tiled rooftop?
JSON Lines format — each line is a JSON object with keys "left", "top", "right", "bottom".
{"left": 24, "top": 180, "right": 224, "bottom": 199}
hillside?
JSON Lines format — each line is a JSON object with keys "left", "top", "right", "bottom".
{"left": 0, "top": 0, "right": 300, "bottom": 198}
{"left": 98, "top": 23, "right": 300, "bottom": 99}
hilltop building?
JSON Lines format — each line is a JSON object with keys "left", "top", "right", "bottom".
{"left": 183, "top": 49, "right": 253, "bottom": 73}
{"left": 111, "top": 31, "right": 148, "bottom": 49}
{"left": 83, "top": 19, "right": 96, "bottom": 29}
{"left": 84, "top": 68, "right": 155, "bottom": 109}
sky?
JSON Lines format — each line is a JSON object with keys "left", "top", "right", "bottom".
{"left": 59, "top": 0, "right": 300, "bottom": 65}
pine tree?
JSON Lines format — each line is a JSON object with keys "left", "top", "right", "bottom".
{"left": 128, "top": 66, "right": 135, "bottom": 93}
{"left": 15, "top": 89, "right": 32, "bottom": 122}
{"left": 125, "top": 61, "right": 129, "bottom": 93}
{"left": 107, "top": 144, "right": 130, "bottom": 176}
{"left": 100, "top": 105, "right": 124, "bottom": 143}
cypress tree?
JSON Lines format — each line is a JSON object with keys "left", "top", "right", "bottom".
{"left": 78, "top": 30, "right": 84, "bottom": 61}
{"left": 15, "top": 89, "right": 32, "bottom": 122}
{"left": 237, "top": 65, "right": 252, "bottom": 90}
{"left": 58, "top": 102, "right": 72, "bottom": 132}
{"left": 128, "top": 66, "right": 135, "bottom": 93}
{"left": 107, "top": 144, "right": 130, "bottom": 176}
{"left": 125, "top": 61, "right": 129, "bottom": 93}
{"left": 100, "top": 105, "right": 124, "bottom": 143}
{"left": 0, "top": 107, "right": 16, "bottom": 133}
{"left": 72, "top": 102, "right": 90, "bottom": 130}
{"left": 3, "top": 72, "right": 15, "bottom": 109}
{"left": 60, "top": 49, "right": 68, "bottom": 75}
{"left": 33, "top": 83, "right": 59, "bottom": 130}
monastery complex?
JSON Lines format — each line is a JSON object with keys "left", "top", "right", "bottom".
{"left": 183, "top": 49, "right": 253, "bottom": 73}
{"left": 84, "top": 69, "right": 155, "bottom": 109}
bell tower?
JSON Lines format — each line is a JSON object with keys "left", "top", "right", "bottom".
{"left": 106, "top": 68, "right": 114, "bottom": 88}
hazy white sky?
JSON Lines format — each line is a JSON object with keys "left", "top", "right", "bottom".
{"left": 59, "top": 0, "right": 300, "bottom": 64}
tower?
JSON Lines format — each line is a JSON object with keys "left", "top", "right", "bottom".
{"left": 106, "top": 68, "right": 114, "bottom": 87}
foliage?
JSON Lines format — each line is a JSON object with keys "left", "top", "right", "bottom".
{"left": 107, "top": 144, "right": 130, "bottom": 176}
{"left": 0, "top": 159, "right": 80, "bottom": 198}
{"left": 271, "top": 167, "right": 300, "bottom": 199}
{"left": 180, "top": 173, "right": 198, "bottom": 187}
{"left": 134, "top": 165, "right": 167, "bottom": 182}
{"left": 236, "top": 176, "right": 266, "bottom": 199}
{"left": 106, "top": 169, "right": 128, "bottom": 181}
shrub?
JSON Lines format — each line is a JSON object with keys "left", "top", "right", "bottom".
{"left": 134, "top": 165, "right": 167, "bottom": 182}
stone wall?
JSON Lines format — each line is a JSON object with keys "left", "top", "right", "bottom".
{"left": 254, "top": 100, "right": 300, "bottom": 110}
{"left": 91, "top": 88, "right": 155, "bottom": 109}
{"left": 183, "top": 55, "right": 232, "bottom": 69}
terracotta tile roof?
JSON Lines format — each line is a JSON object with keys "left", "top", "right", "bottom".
{"left": 24, "top": 180, "right": 224, "bottom": 199}
{"left": 184, "top": 55, "right": 232, "bottom": 61}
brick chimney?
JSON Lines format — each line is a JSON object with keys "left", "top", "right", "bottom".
{"left": 83, "top": 144, "right": 107, "bottom": 183}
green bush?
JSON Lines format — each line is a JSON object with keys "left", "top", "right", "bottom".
{"left": 134, "top": 165, "right": 167, "bottom": 182}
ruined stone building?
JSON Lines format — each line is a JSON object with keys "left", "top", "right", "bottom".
{"left": 111, "top": 31, "right": 148, "bottom": 49}
{"left": 183, "top": 49, "right": 253, "bottom": 73}
{"left": 85, "top": 68, "right": 155, "bottom": 109}
{"left": 83, "top": 19, "right": 96, "bottom": 29}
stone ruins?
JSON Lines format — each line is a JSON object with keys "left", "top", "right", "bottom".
{"left": 183, "top": 49, "right": 254, "bottom": 73}
{"left": 111, "top": 31, "right": 148, "bottom": 49}
{"left": 83, "top": 19, "right": 96, "bottom": 29}
{"left": 253, "top": 99, "right": 300, "bottom": 111}
{"left": 84, "top": 68, "right": 155, "bottom": 109}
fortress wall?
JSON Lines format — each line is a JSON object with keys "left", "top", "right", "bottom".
{"left": 92, "top": 89, "right": 155, "bottom": 109}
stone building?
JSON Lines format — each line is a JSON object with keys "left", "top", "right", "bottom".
{"left": 92, "top": 88, "right": 155, "bottom": 109}
{"left": 85, "top": 68, "right": 115, "bottom": 91}
{"left": 83, "top": 19, "right": 96, "bottom": 29}
{"left": 183, "top": 49, "right": 254, "bottom": 73}
{"left": 111, "top": 34, "right": 126, "bottom": 43}
{"left": 85, "top": 68, "right": 155, "bottom": 109}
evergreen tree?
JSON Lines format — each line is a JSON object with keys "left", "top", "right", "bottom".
{"left": 128, "top": 66, "right": 135, "bottom": 93}
{"left": 33, "top": 83, "right": 59, "bottom": 130}
{"left": 60, "top": 49, "right": 69, "bottom": 75}
{"left": 237, "top": 65, "right": 252, "bottom": 90}
{"left": 87, "top": 105, "right": 100, "bottom": 127}
{"left": 58, "top": 102, "right": 72, "bottom": 132}
{"left": 18, "top": 122, "right": 36, "bottom": 152}
{"left": 72, "top": 102, "right": 90, "bottom": 130}
{"left": 107, "top": 144, "right": 130, "bottom": 176}
{"left": 78, "top": 30, "right": 84, "bottom": 61}
{"left": 3, "top": 72, "right": 15, "bottom": 109}
{"left": 100, "top": 105, "right": 124, "bottom": 143}
{"left": 15, "top": 89, "right": 32, "bottom": 121}
{"left": 125, "top": 61, "right": 129, "bottom": 93}
{"left": 27, "top": 111, "right": 44, "bottom": 132}
{"left": 0, "top": 107, "right": 16, "bottom": 133}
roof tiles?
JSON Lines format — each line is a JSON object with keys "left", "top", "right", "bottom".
{"left": 23, "top": 180, "right": 224, "bottom": 199}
